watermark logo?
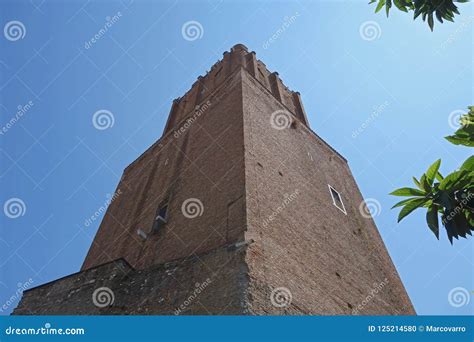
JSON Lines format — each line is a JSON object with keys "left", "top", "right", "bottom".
{"left": 448, "top": 109, "right": 468, "bottom": 130}
{"left": 4, "top": 21, "right": 26, "bottom": 41}
{"left": 4, "top": 198, "right": 26, "bottom": 219}
{"left": 84, "top": 190, "right": 122, "bottom": 228}
{"left": 92, "top": 109, "right": 115, "bottom": 130}
{"left": 262, "top": 12, "right": 300, "bottom": 49}
{"left": 174, "top": 278, "right": 212, "bottom": 315}
{"left": 0, "top": 100, "right": 34, "bottom": 136}
{"left": 174, "top": 100, "right": 211, "bottom": 138}
{"left": 270, "top": 287, "right": 292, "bottom": 308}
{"left": 181, "top": 21, "right": 204, "bottom": 41}
{"left": 352, "top": 101, "right": 389, "bottom": 138}
{"left": 359, "top": 21, "right": 381, "bottom": 41}
{"left": 84, "top": 12, "right": 122, "bottom": 49}
{"left": 92, "top": 287, "right": 114, "bottom": 308}
{"left": 262, "top": 189, "right": 300, "bottom": 227}
{"left": 352, "top": 278, "right": 389, "bottom": 314}
{"left": 181, "top": 198, "right": 204, "bottom": 219}
{"left": 359, "top": 198, "right": 382, "bottom": 219}
{"left": 0, "top": 278, "right": 34, "bottom": 313}
{"left": 270, "top": 110, "right": 292, "bottom": 130}
{"left": 448, "top": 287, "right": 470, "bottom": 308}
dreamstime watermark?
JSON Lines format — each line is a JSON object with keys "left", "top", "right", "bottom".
{"left": 437, "top": 16, "right": 474, "bottom": 54}
{"left": 442, "top": 191, "right": 473, "bottom": 226}
{"left": 181, "top": 20, "right": 204, "bottom": 41}
{"left": 447, "top": 109, "right": 470, "bottom": 130}
{"left": 92, "top": 287, "right": 114, "bottom": 308}
{"left": 262, "top": 12, "right": 300, "bottom": 49}
{"left": 352, "top": 101, "right": 389, "bottom": 138}
{"left": 352, "top": 278, "right": 389, "bottom": 314}
{"left": 0, "top": 279, "right": 34, "bottom": 313}
{"left": 5, "top": 323, "right": 85, "bottom": 336}
{"left": 359, "top": 198, "right": 382, "bottom": 219}
{"left": 92, "top": 109, "right": 115, "bottom": 130}
{"left": 174, "top": 100, "right": 211, "bottom": 138}
{"left": 262, "top": 189, "right": 300, "bottom": 227}
{"left": 359, "top": 21, "right": 382, "bottom": 41}
{"left": 181, "top": 198, "right": 204, "bottom": 219}
{"left": 83, "top": 190, "right": 122, "bottom": 228}
{"left": 0, "top": 100, "right": 34, "bottom": 136}
{"left": 174, "top": 278, "right": 213, "bottom": 315}
{"left": 3, "top": 197, "right": 26, "bottom": 219}
{"left": 448, "top": 287, "right": 471, "bottom": 308}
{"left": 84, "top": 12, "right": 122, "bottom": 49}
{"left": 270, "top": 109, "right": 293, "bottom": 130}
{"left": 270, "top": 287, "right": 292, "bottom": 308}
{"left": 4, "top": 20, "right": 26, "bottom": 41}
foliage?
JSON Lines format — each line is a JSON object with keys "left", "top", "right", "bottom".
{"left": 445, "top": 106, "right": 474, "bottom": 147}
{"left": 390, "top": 109, "right": 474, "bottom": 243}
{"left": 369, "top": 0, "right": 471, "bottom": 30}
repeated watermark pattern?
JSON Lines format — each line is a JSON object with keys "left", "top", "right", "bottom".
{"left": 92, "top": 109, "right": 115, "bottom": 130}
{"left": 262, "top": 189, "right": 300, "bottom": 228}
{"left": 3, "top": 197, "right": 26, "bottom": 219}
{"left": 352, "top": 278, "right": 389, "bottom": 314}
{"left": 0, "top": 100, "right": 34, "bottom": 136}
{"left": 92, "top": 287, "right": 115, "bottom": 308}
{"left": 270, "top": 109, "right": 293, "bottom": 130}
{"left": 442, "top": 191, "right": 474, "bottom": 226}
{"left": 174, "top": 100, "right": 211, "bottom": 138}
{"left": 3, "top": 20, "right": 26, "bottom": 41}
{"left": 174, "top": 278, "right": 213, "bottom": 315}
{"left": 262, "top": 12, "right": 300, "bottom": 49}
{"left": 437, "top": 16, "right": 474, "bottom": 54}
{"left": 83, "top": 190, "right": 122, "bottom": 228}
{"left": 181, "top": 20, "right": 204, "bottom": 41}
{"left": 0, "top": 279, "right": 34, "bottom": 313}
{"left": 352, "top": 101, "right": 389, "bottom": 138}
{"left": 448, "top": 287, "right": 471, "bottom": 308}
{"left": 359, "top": 21, "right": 381, "bottom": 41}
{"left": 270, "top": 287, "right": 292, "bottom": 308}
{"left": 359, "top": 198, "right": 382, "bottom": 219}
{"left": 181, "top": 198, "right": 204, "bottom": 219}
{"left": 447, "top": 109, "right": 468, "bottom": 129}
{"left": 84, "top": 12, "right": 123, "bottom": 50}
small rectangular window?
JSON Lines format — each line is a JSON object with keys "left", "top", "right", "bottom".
{"left": 152, "top": 202, "right": 168, "bottom": 233}
{"left": 328, "top": 185, "right": 346, "bottom": 215}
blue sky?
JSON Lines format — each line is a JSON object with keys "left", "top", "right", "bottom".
{"left": 0, "top": 0, "right": 472, "bottom": 315}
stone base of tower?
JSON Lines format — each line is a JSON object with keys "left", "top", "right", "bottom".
{"left": 13, "top": 243, "right": 249, "bottom": 315}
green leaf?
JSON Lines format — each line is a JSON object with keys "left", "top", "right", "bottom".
{"left": 460, "top": 156, "right": 474, "bottom": 171}
{"left": 375, "top": 0, "right": 386, "bottom": 13}
{"left": 386, "top": 0, "right": 392, "bottom": 16}
{"left": 412, "top": 176, "right": 422, "bottom": 189}
{"left": 426, "top": 159, "right": 441, "bottom": 186}
{"left": 435, "top": 171, "right": 444, "bottom": 182}
{"left": 426, "top": 205, "right": 440, "bottom": 239}
{"left": 390, "top": 187, "right": 426, "bottom": 197}
{"left": 398, "top": 197, "right": 429, "bottom": 222}
{"left": 439, "top": 170, "right": 466, "bottom": 190}
{"left": 428, "top": 13, "right": 434, "bottom": 31}
{"left": 392, "top": 197, "right": 420, "bottom": 209}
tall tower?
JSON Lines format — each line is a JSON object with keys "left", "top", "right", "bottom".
{"left": 14, "top": 44, "right": 415, "bottom": 315}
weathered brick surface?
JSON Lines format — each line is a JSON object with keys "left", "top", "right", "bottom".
{"left": 14, "top": 44, "right": 414, "bottom": 315}
{"left": 14, "top": 244, "right": 248, "bottom": 315}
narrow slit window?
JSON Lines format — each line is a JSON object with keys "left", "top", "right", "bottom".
{"left": 328, "top": 185, "right": 346, "bottom": 215}
{"left": 152, "top": 202, "right": 168, "bottom": 233}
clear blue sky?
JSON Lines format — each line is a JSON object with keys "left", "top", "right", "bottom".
{"left": 0, "top": 0, "right": 472, "bottom": 315}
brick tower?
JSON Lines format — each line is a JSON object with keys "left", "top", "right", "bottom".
{"left": 14, "top": 44, "right": 415, "bottom": 315}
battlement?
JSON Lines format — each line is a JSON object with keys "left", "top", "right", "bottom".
{"left": 163, "top": 44, "right": 309, "bottom": 135}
